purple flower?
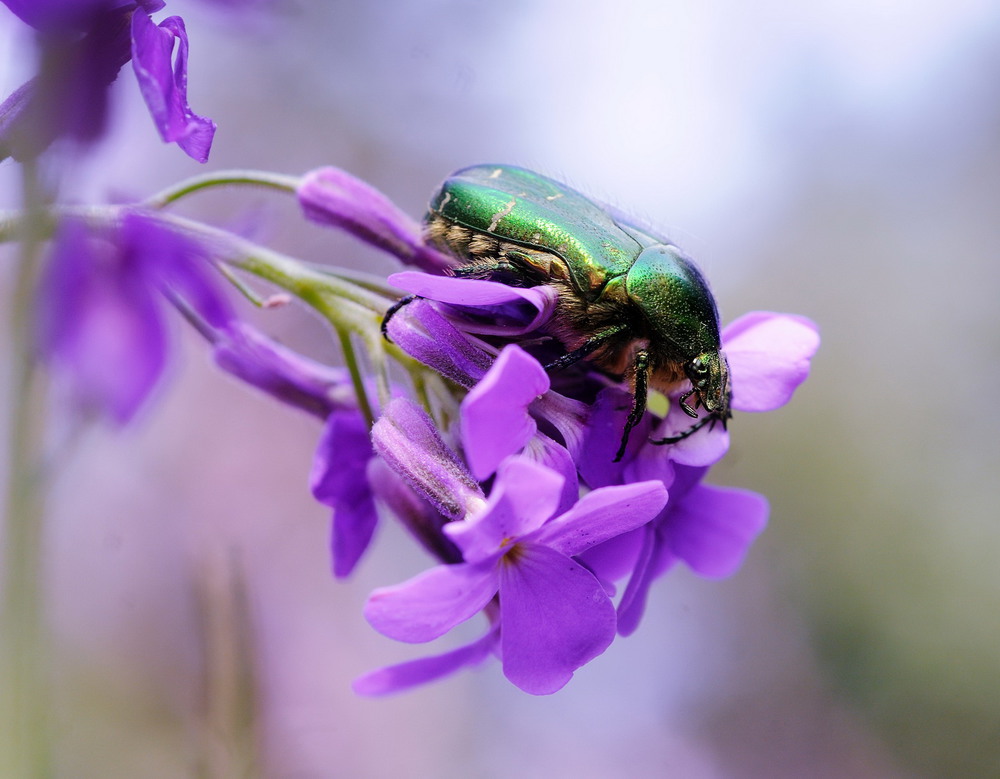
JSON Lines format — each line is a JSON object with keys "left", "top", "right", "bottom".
{"left": 36, "top": 212, "right": 230, "bottom": 424}
{"left": 614, "top": 464, "right": 769, "bottom": 636}
{"left": 0, "top": 0, "right": 214, "bottom": 161}
{"left": 460, "top": 343, "right": 586, "bottom": 480}
{"left": 130, "top": 7, "right": 215, "bottom": 162}
{"left": 211, "top": 320, "right": 357, "bottom": 420}
{"left": 388, "top": 270, "right": 558, "bottom": 336}
{"left": 311, "top": 411, "right": 379, "bottom": 578}
{"left": 297, "top": 168, "right": 456, "bottom": 274}
{"left": 353, "top": 622, "right": 499, "bottom": 697}
{"left": 363, "top": 456, "right": 668, "bottom": 694}
{"left": 371, "top": 398, "right": 483, "bottom": 521}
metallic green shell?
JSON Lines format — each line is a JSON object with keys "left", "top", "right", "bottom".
{"left": 626, "top": 246, "right": 721, "bottom": 355}
{"left": 428, "top": 165, "right": 645, "bottom": 295}
{"left": 427, "top": 164, "right": 721, "bottom": 359}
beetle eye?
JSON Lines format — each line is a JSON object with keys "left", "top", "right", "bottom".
{"left": 691, "top": 357, "right": 707, "bottom": 374}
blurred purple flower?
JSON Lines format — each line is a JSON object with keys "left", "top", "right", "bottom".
{"left": 297, "top": 168, "right": 456, "bottom": 274}
{"left": 130, "top": 7, "right": 215, "bottom": 162}
{"left": 0, "top": 0, "right": 215, "bottom": 161}
{"left": 211, "top": 320, "right": 356, "bottom": 420}
{"left": 36, "top": 212, "right": 230, "bottom": 424}
{"left": 363, "top": 456, "right": 668, "bottom": 694}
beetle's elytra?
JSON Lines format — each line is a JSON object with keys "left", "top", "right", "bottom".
{"left": 394, "top": 164, "right": 731, "bottom": 461}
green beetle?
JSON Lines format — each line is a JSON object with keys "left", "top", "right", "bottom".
{"left": 395, "top": 164, "right": 731, "bottom": 461}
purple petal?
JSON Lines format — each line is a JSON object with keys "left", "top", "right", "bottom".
{"left": 298, "top": 167, "right": 455, "bottom": 273}
{"left": 662, "top": 483, "right": 769, "bottom": 578}
{"left": 460, "top": 345, "right": 548, "bottom": 480}
{"left": 123, "top": 212, "right": 232, "bottom": 328}
{"left": 385, "top": 298, "right": 491, "bottom": 388}
{"left": 445, "top": 456, "right": 564, "bottom": 563}
{"left": 36, "top": 218, "right": 167, "bottom": 424}
{"left": 367, "top": 458, "right": 462, "bottom": 564}
{"left": 522, "top": 434, "right": 579, "bottom": 516}
{"left": 529, "top": 389, "right": 589, "bottom": 459}
{"left": 576, "top": 388, "right": 638, "bottom": 488}
{"left": 372, "top": 398, "right": 483, "bottom": 521}
{"left": 388, "top": 271, "right": 557, "bottom": 335}
{"left": 534, "top": 480, "right": 668, "bottom": 557}
{"left": 625, "top": 437, "right": 676, "bottom": 487}
{"left": 652, "top": 397, "right": 730, "bottom": 467}
{"left": 364, "top": 559, "right": 499, "bottom": 643}
{"left": 212, "top": 322, "right": 354, "bottom": 419}
{"left": 577, "top": 526, "right": 645, "bottom": 590}
{"left": 616, "top": 524, "right": 673, "bottom": 637}
{"left": 310, "top": 411, "right": 377, "bottom": 578}
{"left": 498, "top": 543, "right": 616, "bottom": 695}
{"left": 723, "top": 311, "right": 820, "bottom": 413}
{"left": 131, "top": 10, "right": 216, "bottom": 162}
{"left": 353, "top": 625, "right": 499, "bottom": 696}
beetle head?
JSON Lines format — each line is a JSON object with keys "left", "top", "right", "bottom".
{"left": 684, "top": 350, "right": 731, "bottom": 420}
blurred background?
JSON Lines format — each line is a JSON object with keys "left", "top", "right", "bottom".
{"left": 2, "top": 1, "right": 999, "bottom": 776}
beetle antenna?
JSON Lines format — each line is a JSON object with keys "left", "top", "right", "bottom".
{"left": 649, "top": 413, "right": 719, "bottom": 445}
{"left": 380, "top": 295, "right": 417, "bottom": 342}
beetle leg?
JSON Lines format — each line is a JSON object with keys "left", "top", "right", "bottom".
{"left": 650, "top": 414, "right": 717, "bottom": 445}
{"left": 380, "top": 294, "right": 417, "bottom": 342}
{"left": 453, "top": 256, "right": 545, "bottom": 287}
{"left": 453, "top": 259, "right": 519, "bottom": 276}
{"left": 677, "top": 388, "right": 700, "bottom": 418}
{"left": 543, "top": 323, "right": 629, "bottom": 372}
{"left": 614, "top": 349, "right": 650, "bottom": 462}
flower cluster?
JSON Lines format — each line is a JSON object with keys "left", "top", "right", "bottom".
{"left": 11, "top": 149, "right": 818, "bottom": 696}
{"left": 11, "top": 137, "right": 817, "bottom": 695}
{"left": 294, "top": 169, "right": 821, "bottom": 695}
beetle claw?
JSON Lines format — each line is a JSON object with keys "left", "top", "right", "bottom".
{"left": 380, "top": 295, "right": 417, "bottom": 342}
{"left": 678, "top": 389, "right": 700, "bottom": 418}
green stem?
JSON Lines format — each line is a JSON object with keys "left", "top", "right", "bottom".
{"left": 194, "top": 551, "right": 261, "bottom": 779}
{"left": 1, "top": 162, "right": 52, "bottom": 778}
{"left": 144, "top": 169, "right": 301, "bottom": 209}
{"left": 337, "top": 329, "right": 376, "bottom": 426}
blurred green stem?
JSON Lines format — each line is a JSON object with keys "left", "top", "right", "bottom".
{"left": 143, "top": 169, "right": 301, "bottom": 209}
{"left": 195, "top": 551, "right": 261, "bottom": 779}
{"left": 1, "top": 163, "right": 52, "bottom": 777}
